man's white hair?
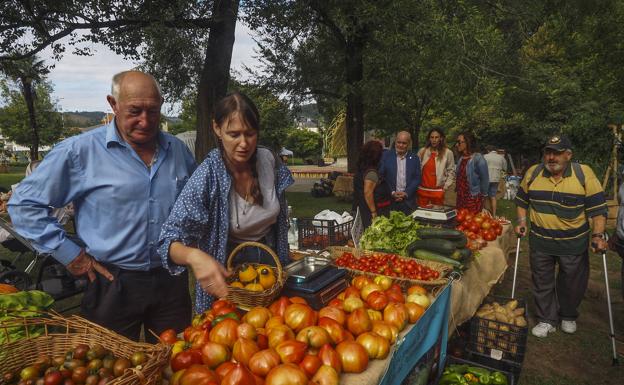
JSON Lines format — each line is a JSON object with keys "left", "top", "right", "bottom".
{"left": 110, "top": 70, "right": 162, "bottom": 100}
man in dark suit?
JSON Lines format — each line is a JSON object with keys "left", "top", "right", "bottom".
{"left": 379, "top": 131, "right": 421, "bottom": 214}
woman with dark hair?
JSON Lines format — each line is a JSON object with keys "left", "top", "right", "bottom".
{"left": 158, "top": 92, "right": 294, "bottom": 312}
{"left": 417, "top": 127, "right": 455, "bottom": 207}
{"left": 353, "top": 140, "right": 391, "bottom": 228}
{"left": 454, "top": 131, "right": 489, "bottom": 213}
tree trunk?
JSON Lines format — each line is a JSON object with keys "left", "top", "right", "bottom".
{"left": 345, "top": 40, "right": 365, "bottom": 173}
{"left": 195, "top": 0, "right": 240, "bottom": 162}
{"left": 21, "top": 78, "right": 39, "bottom": 161}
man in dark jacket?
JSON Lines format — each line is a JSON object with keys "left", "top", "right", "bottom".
{"left": 379, "top": 131, "right": 421, "bottom": 214}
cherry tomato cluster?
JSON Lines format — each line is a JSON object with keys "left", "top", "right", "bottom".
{"left": 335, "top": 252, "right": 440, "bottom": 281}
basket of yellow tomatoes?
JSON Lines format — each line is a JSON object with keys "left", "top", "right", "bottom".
{"left": 225, "top": 241, "right": 286, "bottom": 310}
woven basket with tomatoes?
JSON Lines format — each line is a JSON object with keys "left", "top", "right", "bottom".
{"left": 327, "top": 246, "right": 451, "bottom": 289}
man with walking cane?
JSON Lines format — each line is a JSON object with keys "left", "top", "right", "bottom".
{"left": 514, "top": 135, "right": 608, "bottom": 338}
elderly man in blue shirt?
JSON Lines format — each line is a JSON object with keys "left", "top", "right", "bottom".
{"left": 8, "top": 70, "right": 196, "bottom": 342}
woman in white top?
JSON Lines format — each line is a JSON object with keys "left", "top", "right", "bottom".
{"left": 417, "top": 128, "right": 455, "bottom": 207}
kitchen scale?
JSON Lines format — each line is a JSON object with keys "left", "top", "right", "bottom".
{"left": 282, "top": 256, "right": 347, "bottom": 309}
{"left": 411, "top": 204, "right": 457, "bottom": 226}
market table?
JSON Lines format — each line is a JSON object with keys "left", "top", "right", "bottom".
{"left": 448, "top": 223, "right": 516, "bottom": 331}
{"left": 332, "top": 175, "right": 353, "bottom": 200}
{"left": 342, "top": 283, "right": 452, "bottom": 385}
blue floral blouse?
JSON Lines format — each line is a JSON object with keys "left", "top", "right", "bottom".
{"left": 158, "top": 148, "right": 294, "bottom": 313}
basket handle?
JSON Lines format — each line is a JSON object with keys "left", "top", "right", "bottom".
{"left": 226, "top": 241, "right": 283, "bottom": 284}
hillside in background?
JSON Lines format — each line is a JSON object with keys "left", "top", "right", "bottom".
{"left": 296, "top": 103, "right": 319, "bottom": 121}
{"left": 63, "top": 111, "right": 105, "bottom": 128}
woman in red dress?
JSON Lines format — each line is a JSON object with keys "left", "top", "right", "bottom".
{"left": 417, "top": 128, "right": 455, "bottom": 207}
{"left": 455, "top": 132, "right": 489, "bottom": 213}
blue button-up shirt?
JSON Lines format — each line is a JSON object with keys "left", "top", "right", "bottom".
{"left": 8, "top": 121, "right": 196, "bottom": 270}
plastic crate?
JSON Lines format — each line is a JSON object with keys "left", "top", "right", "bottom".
{"left": 467, "top": 351, "right": 522, "bottom": 382}
{"left": 297, "top": 218, "right": 353, "bottom": 249}
{"left": 441, "top": 355, "right": 515, "bottom": 385}
{"left": 467, "top": 295, "right": 528, "bottom": 364}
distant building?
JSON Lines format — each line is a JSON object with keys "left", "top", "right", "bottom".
{"left": 296, "top": 118, "right": 319, "bottom": 133}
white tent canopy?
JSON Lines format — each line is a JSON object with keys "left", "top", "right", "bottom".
{"left": 279, "top": 147, "right": 293, "bottom": 156}
{"left": 176, "top": 130, "right": 196, "bottom": 153}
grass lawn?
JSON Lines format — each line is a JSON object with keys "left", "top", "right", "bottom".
{"left": 286, "top": 191, "right": 352, "bottom": 218}
{"left": 0, "top": 166, "right": 26, "bottom": 190}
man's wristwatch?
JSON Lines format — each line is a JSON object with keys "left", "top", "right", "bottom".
{"left": 591, "top": 232, "right": 606, "bottom": 240}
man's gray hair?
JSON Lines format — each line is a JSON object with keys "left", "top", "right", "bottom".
{"left": 110, "top": 70, "right": 162, "bottom": 100}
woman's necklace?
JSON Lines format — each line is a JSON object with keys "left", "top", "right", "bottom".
{"left": 235, "top": 191, "right": 250, "bottom": 229}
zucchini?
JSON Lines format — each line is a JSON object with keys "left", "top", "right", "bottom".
{"left": 416, "top": 227, "right": 465, "bottom": 240}
{"left": 450, "top": 248, "right": 472, "bottom": 262}
{"left": 408, "top": 239, "right": 456, "bottom": 256}
{"left": 450, "top": 233, "right": 468, "bottom": 248}
{"left": 410, "top": 249, "right": 463, "bottom": 268}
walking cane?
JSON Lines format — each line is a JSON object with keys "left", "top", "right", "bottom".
{"left": 592, "top": 240, "right": 620, "bottom": 366}
{"left": 511, "top": 227, "right": 525, "bottom": 299}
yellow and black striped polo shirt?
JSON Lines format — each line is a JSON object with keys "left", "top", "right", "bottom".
{"left": 515, "top": 163, "right": 607, "bottom": 256}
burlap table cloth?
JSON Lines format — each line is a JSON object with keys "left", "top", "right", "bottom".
{"left": 448, "top": 223, "right": 515, "bottom": 331}
{"left": 332, "top": 175, "right": 354, "bottom": 199}
{"left": 333, "top": 225, "right": 515, "bottom": 384}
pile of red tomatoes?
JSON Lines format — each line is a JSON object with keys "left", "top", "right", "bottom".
{"left": 455, "top": 209, "right": 503, "bottom": 245}
{"left": 334, "top": 252, "right": 440, "bottom": 281}
{"left": 160, "top": 276, "right": 434, "bottom": 385}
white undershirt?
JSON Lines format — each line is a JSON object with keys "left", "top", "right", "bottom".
{"left": 229, "top": 148, "right": 280, "bottom": 242}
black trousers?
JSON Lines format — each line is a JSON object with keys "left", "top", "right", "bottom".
{"left": 529, "top": 249, "right": 589, "bottom": 326}
{"left": 80, "top": 265, "right": 192, "bottom": 343}
{"left": 609, "top": 233, "right": 624, "bottom": 299}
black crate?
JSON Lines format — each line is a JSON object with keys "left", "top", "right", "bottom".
{"left": 467, "top": 351, "right": 522, "bottom": 383}
{"left": 467, "top": 295, "right": 529, "bottom": 365}
{"left": 440, "top": 355, "right": 515, "bottom": 385}
{"left": 297, "top": 218, "right": 353, "bottom": 249}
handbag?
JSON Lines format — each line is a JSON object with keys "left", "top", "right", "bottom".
{"left": 373, "top": 173, "right": 392, "bottom": 209}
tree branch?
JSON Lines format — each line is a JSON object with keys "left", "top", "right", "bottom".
{"left": 0, "top": 17, "right": 215, "bottom": 61}
{"left": 308, "top": 0, "right": 346, "bottom": 46}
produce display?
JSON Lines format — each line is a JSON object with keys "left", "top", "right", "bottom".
{"left": 359, "top": 211, "right": 423, "bottom": 254}
{"left": 406, "top": 228, "right": 473, "bottom": 270}
{"left": 455, "top": 209, "right": 505, "bottom": 251}
{"left": 439, "top": 363, "right": 509, "bottom": 385}
{"left": 161, "top": 276, "right": 436, "bottom": 385}
{"left": 473, "top": 299, "right": 527, "bottom": 357}
{"left": 229, "top": 264, "right": 277, "bottom": 291}
{"left": 334, "top": 251, "right": 441, "bottom": 281}
{"left": 0, "top": 290, "right": 55, "bottom": 343}
{"left": 1, "top": 343, "right": 148, "bottom": 385}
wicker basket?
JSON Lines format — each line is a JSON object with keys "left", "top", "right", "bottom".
{"left": 324, "top": 246, "right": 451, "bottom": 289}
{"left": 225, "top": 241, "right": 286, "bottom": 310}
{"left": 0, "top": 311, "right": 170, "bottom": 385}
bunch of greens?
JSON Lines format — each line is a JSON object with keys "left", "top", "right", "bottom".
{"left": 359, "top": 211, "right": 423, "bottom": 254}
{"left": 0, "top": 290, "right": 54, "bottom": 344}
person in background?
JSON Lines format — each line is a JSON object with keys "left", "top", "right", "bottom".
{"left": 417, "top": 127, "right": 455, "bottom": 207}
{"left": 608, "top": 170, "right": 624, "bottom": 300}
{"left": 484, "top": 145, "right": 508, "bottom": 216}
{"left": 379, "top": 131, "right": 421, "bottom": 214}
{"left": 353, "top": 140, "right": 391, "bottom": 228}
{"left": 515, "top": 135, "right": 607, "bottom": 338}
{"left": 8, "top": 70, "right": 197, "bottom": 342}
{"left": 455, "top": 131, "right": 489, "bottom": 213}
{"left": 158, "top": 92, "right": 294, "bottom": 313}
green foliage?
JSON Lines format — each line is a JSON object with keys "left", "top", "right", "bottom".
{"left": 0, "top": 80, "right": 65, "bottom": 147}
{"left": 283, "top": 127, "right": 322, "bottom": 159}
{"left": 230, "top": 80, "right": 294, "bottom": 152}
{"left": 169, "top": 79, "right": 296, "bottom": 151}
